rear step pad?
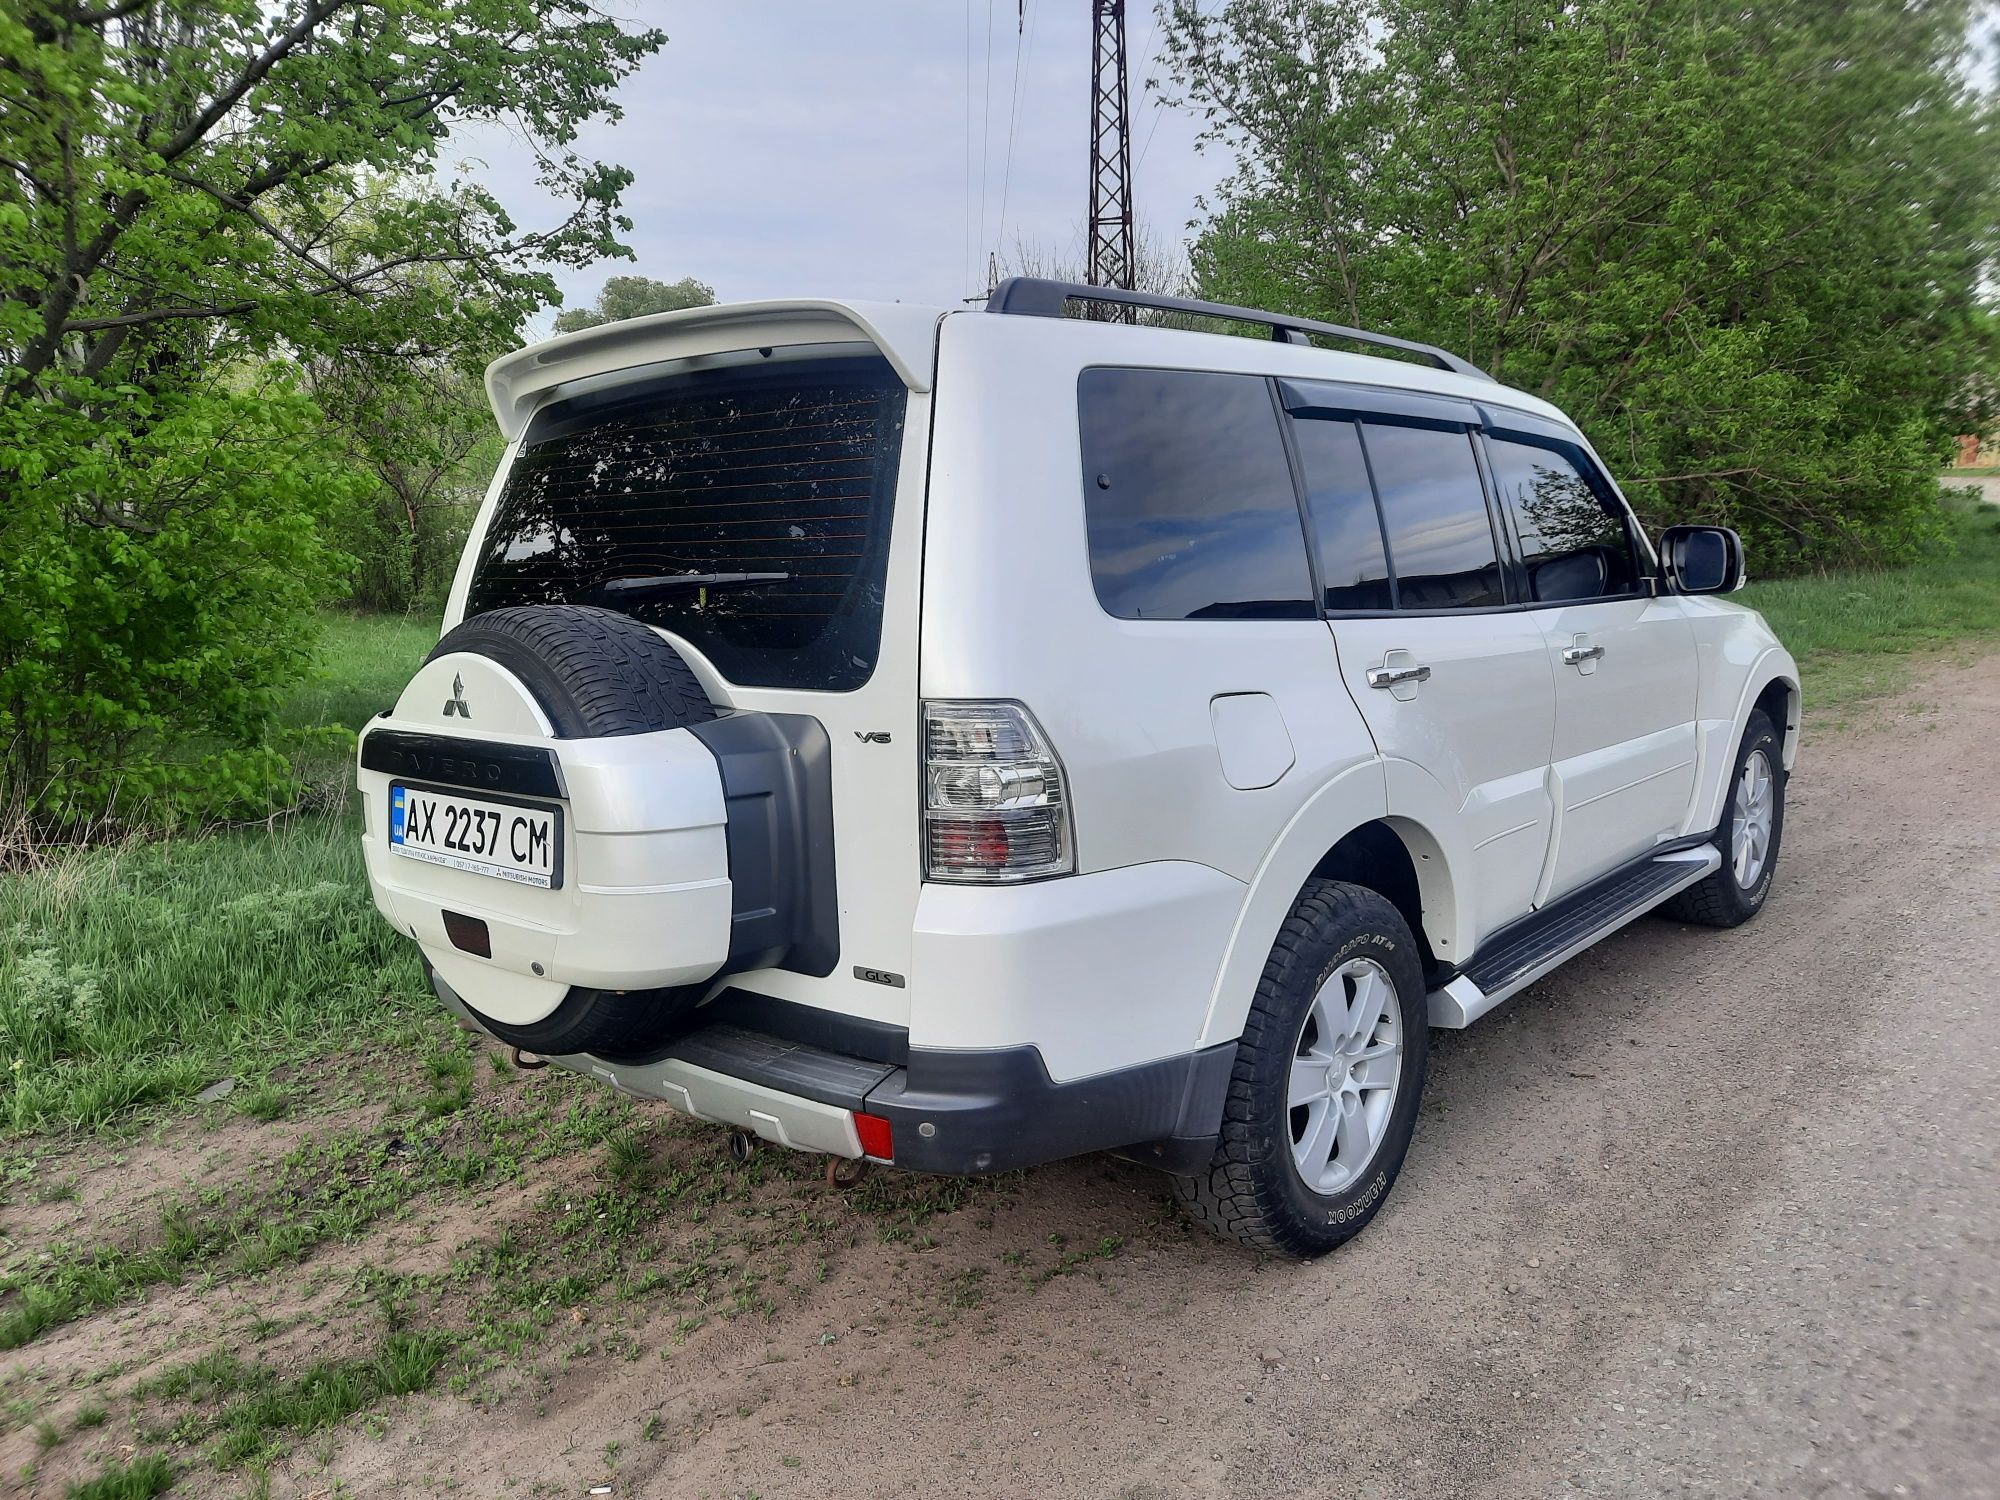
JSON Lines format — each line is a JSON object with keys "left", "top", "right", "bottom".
{"left": 662, "top": 1024, "right": 896, "bottom": 1111}
{"left": 1429, "top": 846, "right": 1721, "bottom": 1029}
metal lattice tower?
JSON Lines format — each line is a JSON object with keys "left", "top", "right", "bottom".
{"left": 1086, "top": 0, "right": 1136, "bottom": 305}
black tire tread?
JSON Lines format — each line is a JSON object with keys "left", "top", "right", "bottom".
{"left": 1660, "top": 710, "right": 1782, "bottom": 928}
{"left": 428, "top": 605, "right": 715, "bottom": 739}
{"left": 1174, "top": 879, "right": 1425, "bottom": 1257}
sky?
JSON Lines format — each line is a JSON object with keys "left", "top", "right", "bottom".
{"left": 454, "top": 2, "right": 1230, "bottom": 331}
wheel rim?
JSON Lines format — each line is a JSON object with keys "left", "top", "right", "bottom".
{"left": 1288, "top": 957, "right": 1404, "bottom": 1195}
{"left": 1731, "top": 748, "right": 1775, "bottom": 890}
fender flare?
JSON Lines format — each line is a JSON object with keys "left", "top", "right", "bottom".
{"left": 1195, "top": 758, "right": 1465, "bottom": 1050}
{"left": 1689, "top": 647, "right": 1799, "bottom": 833}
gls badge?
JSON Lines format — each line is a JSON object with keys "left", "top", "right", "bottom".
{"left": 442, "top": 673, "right": 472, "bottom": 720}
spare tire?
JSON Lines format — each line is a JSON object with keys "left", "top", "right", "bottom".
{"left": 427, "top": 605, "right": 717, "bottom": 739}
{"left": 426, "top": 605, "right": 720, "bottom": 1060}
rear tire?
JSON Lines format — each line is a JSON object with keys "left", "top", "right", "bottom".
{"left": 1661, "top": 710, "right": 1784, "bottom": 928}
{"left": 1174, "top": 881, "right": 1429, "bottom": 1257}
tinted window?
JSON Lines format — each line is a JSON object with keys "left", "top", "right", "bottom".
{"left": 464, "top": 356, "right": 905, "bottom": 691}
{"left": 1358, "top": 423, "right": 1504, "bottom": 609}
{"left": 1079, "top": 368, "right": 1313, "bottom": 620}
{"left": 1291, "top": 417, "right": 1393, "bottom": 611}
{"left": 1486, "top": 437, "right": 1640, "bottom": 603}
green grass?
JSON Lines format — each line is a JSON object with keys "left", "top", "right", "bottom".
{"left": 279, "top": 611, "right": 439, "bottom": 734}
{"left": 145, "top": 1331, "right": 452, "bottom": 1468}
{"left": 0, "top": 818, "right": 433, "bottom": 1134}
{"left": 64, "top": 1456, "right": 175, "bottom": 1500}
{"left": 1, "top": 1077, "right": 633, "bottom": 1350}
{"left": 1740, "top": 500, "right": 2000, "bottom": 715}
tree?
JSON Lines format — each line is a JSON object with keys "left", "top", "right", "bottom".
{"left": 0, "top": 1, "right": 664, "bottom": 829}
{"left": 552, "top": 274, "right": 715, "bottom": 334}
{"left": 1162, "top": 0, "right": 2000, "bottom": 568}
{"left": 308, "top": 349, "right": 502, "bottom": 613}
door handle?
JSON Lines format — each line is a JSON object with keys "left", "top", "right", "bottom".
{"left": 1561, "top": 643, "right": 1606, "bottom": 665}
{"left": 1367, "top": 663, "right": 1432, "bottom": 689}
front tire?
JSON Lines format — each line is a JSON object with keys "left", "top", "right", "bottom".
{"left": 1174, "top": 880, "right": 1429, "bottom": 1257}
{"left": 1661, "top": 709, "right": 1784, "bottom": 928}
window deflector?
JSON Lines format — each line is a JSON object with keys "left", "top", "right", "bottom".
{"left": 1277, "top": 378, "right": 1481, "bottom": 430}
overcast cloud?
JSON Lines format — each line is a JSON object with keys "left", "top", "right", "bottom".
{"left": 455, "top": 2, "right": 1228, "bottom": 330}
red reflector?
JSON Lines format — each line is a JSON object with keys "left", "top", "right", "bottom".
{"left": 441, "top": 910, "right": 491, "bottom": 959}
{"left": 853, "top": 1111, "right": 894, "bottom": 1161}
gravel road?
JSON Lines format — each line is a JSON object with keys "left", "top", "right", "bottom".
{"left": 1945, "top": 473, "right": 2000, "bottom": 507}
{"left": 336, "top": 653, "right": 2000, "bottom": 1500}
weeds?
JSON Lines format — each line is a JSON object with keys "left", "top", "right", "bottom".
{"left": 1, "top": 1081, "right": 632, "bottom": 1351}
{"left": 605, "top": 1130, "right": 655, "bottom": 1186}
{"left": 63, "top": 1455, "right": 175, "bottom": 1500}
{"left": 0, "top": 820, "right": 436, "bottom": 1135}
{"left": 234, "top": 1082, "right": 290, "bottom": 1122}
{"left": 422, "top": 1050, "right": 475, "bottom": 1117}
{"left": 149, "top": 1331, "right": 453, "bottom": 1468}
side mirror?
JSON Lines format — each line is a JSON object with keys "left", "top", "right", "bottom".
{"left": 1660, "top": 525, "right": 1745, "bottom": 594}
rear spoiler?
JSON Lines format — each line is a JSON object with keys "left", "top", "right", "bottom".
{"left": 484, "top": 299, "right": 946, "bottom": 441}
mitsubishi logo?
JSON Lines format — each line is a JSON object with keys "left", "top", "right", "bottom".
{"left": 442, "top": 673, "right": 471, "bottom": 720}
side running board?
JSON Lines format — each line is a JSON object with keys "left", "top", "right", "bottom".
{"left": 1428, "top": 845, "right": 1722, "bottom": 1029}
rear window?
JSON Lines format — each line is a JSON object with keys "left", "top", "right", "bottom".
{"left": 1077, "top": 367, "right": 1314, "bottom": 620}
{"left": 464, "top": 354, "right": 907, "bottom": 692}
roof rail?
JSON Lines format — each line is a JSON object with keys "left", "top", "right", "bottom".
{"left": 984, "top": 277, "right": 1492, "bottom": 382}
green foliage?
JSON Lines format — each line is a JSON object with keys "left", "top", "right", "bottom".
{"left": 1163, "top": 0, "right": 2000, "bottom": 569}
{"left": 0, "top": 381, "right": 366, "bottom": 827}
{"left": 552, "top": 274, "right": 717, "bottom": 334}
{"left": 196, "top": 1332, "right": 452, "bottom": 1466}
{"left": 0, "top": 1, "right": 666, "bottom": 832}
{"left": 310, "top": 339, "right": 504, "bottom": 614}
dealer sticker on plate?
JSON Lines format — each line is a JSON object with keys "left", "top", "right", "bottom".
{"left": 390, "top": 784, "right": 559, "bottom": 888}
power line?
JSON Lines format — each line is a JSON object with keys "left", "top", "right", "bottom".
{"left": 976, "top": 0, "right": 996, "bottom": 290}
{"left": 1134, "top": 9, "right": 1169, "bottom": 171}
{"left": 963, "top": 0, "right": 974, "bottom": 294}
{"left": 994, "top": 0, "right": 1038, "bottom": 276}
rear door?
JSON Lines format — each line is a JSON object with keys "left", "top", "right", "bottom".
{"left": 453, "top": 344, "right": 929, "bottom": 1030}
{"left": 1286, "top": 385, "right": 1556, "bottom": 947}
{"left": 1481, "top": 424, "right": 1699, "bottom": 897}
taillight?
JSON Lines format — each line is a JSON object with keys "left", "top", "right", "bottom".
{"left": 922, "top": 701, "right": 1074, "bottom": 884}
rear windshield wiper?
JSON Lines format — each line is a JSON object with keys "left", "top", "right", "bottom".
{"left": 586, "top": 571, "right": 789, "bottom": 602}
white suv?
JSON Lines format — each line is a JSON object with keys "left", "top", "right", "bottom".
{"left": 358, "top": 280, "right": 1798, "bottom": 1256}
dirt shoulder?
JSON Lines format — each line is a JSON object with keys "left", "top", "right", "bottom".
{"left": 7, "top": 652, "right": 1997, "bottom": 1499}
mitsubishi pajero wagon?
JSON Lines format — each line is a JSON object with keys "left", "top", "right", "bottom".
{"left": 358, "top": 279, "right": 1799, "bottom": 1256}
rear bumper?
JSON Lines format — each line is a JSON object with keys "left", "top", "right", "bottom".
{"left": 860, "top": 1040, "right": 1236, "bottom": 1175}
{"left": 430, "top": 968, "right": 1233, "bottom": 1174}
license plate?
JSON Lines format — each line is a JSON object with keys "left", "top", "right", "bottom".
{"left": 389, "top": 784, "right": 560, "bottom": 888}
